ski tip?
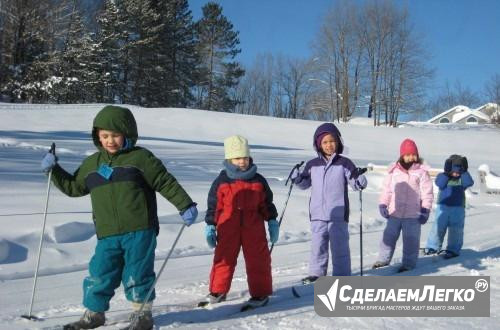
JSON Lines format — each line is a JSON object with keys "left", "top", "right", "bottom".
{"left": 291, "top": 286, "right": 301, "bottom": 298}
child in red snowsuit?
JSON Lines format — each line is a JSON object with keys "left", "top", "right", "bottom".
{"left": 202, "top": 135, "right": 279, "bottom": 308}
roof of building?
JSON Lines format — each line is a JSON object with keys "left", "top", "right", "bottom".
{"left": 452, "top": 109, "right": 490, "bottom": 122}
{"left": 428, "top": 103, "right": 498, "bottom": 123}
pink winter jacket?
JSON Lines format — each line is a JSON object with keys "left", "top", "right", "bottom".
{"left": 379, "top": 162, "right": 434, "bottom": 219}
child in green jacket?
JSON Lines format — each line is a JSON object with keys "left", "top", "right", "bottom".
{"left": 41, "top": 105, "right": 198, "bottom": 330}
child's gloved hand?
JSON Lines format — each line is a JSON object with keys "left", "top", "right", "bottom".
{"left": 356, "top": 176, "right": 368, "bottom": 190}
{"left": 418, "top": 208, "right": 430, "bottom": 224}
{"left": 41, "top": 153, "right": 57, "bottom": 173}
{"left": 379, "top": 204, "right": 389, "bottom": 219}
{"left": 444, "top": 157, "right": 453, "bottom": 175}
{"left": 460, "top": 156, "right": 468, "bottom": 172}
{"left": 267, "top": 219, "right": 279, "bottom": 244}
{"left": 180, "top": 203, "right": 198, "bottom": 226}
{"left": 290, "top": 168, "right": 301, "bottom": 183}
{"left": 205, "top": 225, "right": 217, "bottom": 248}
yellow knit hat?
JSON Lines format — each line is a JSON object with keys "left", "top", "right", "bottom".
{"left": 224, "top": 135, "right": 250, "bottom": 159}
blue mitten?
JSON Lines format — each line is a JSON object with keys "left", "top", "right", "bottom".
{"left": 41, "top": 153, "right": 57, "bottom": 173}
{"left": 180, "top": 203, "right": 198, "bottom": 226}
{"left": 205, "top": 225, "right": 217, "bottom": 248}
{"left": 268, "top": 219, "right": 279, "bottom": 244}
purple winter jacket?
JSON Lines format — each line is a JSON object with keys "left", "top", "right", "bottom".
{"left": 295, "top": 123, "right": 366, "bottom": 222}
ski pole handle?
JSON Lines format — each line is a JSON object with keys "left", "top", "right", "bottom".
{"left": 349, "top": 166, "right": 367, "bottom": 180}
{"left": 285, "top": 161, "right": 305, "bottom": 186}
{"left": 49, "top": 142, "right": 56, "bottom": 155}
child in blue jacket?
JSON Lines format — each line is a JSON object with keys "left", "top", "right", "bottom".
{"left": 424, "top": 155, "right": 474, "bottom": 259}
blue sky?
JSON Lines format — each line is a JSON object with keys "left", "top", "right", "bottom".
{"left": 190, "top": 0, "right": 500, "bottom": 99}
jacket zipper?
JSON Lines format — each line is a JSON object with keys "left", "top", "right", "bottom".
{"left": 107, "top": 154, "right": 121, "bottom": 233}
{"left": 322, "top": 158, "right": 331, "bottom": 219}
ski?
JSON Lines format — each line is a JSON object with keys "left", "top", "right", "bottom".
{"left": 118, "top": 323, "right": 153, "bottom": 330}
{"left": 196, "top": 294, "right": 238, "bottom": 309}
{"left": 291, "top": 282, "right": 315, "bottom": 298}
{"left": 41, "top": 318, "right": 126, "bottom": 330}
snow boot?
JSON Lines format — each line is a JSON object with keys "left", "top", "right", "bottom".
{"left": 443, "top": 251, "right": 459, "bottom": 259}
{"left": 128, "top": 310, "right": 154, "bottom": 330}
{"left": 241, "top": 296, "right": 269, "bottom": 311}
{"left": 397, "top": 266, "right": 412, "bottom": 273}
{"left": 197, "top": 292, "right": 227, "bottom": 307}
{"left": 423, "top": 248, "right": 438, "bottom": 256}
{"left": 301, "top": 276, "right": 319, "bottom": 285}
{"left": 63, "top": 309, "right": 105, "bottom": 330}
{"left": 372, "top": 261, "right": 390, "bottom": 269}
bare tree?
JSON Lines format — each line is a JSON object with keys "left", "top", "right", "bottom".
{"left": 360, "top": 0, "right": 397, "bottom": 125}
{"left": 311, "top": 0, "right": 363, "bottom": 122}
{"left": 427, "top": 80, "right": 481, "bottom": 119}
{"left": 381, "top": 7, "right": 433, "bottom": 126}
{"left": 276, "top": 56, "right": 312, "bottom": 119}
{"left": 234, "top": 53, "right": 274, "bottom": 116}
{"left": 485, "top": 73, "right": 500, "bottom": 105}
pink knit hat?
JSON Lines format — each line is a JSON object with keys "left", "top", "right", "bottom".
{"left": 400, "top": 138, "right": 419, "bottom": 157}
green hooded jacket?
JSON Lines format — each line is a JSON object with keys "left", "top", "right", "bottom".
{"left": 51, "top": 105, "right": 193, "bottom": 238}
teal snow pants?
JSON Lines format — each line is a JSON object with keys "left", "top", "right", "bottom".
{"left": 83, "top": 229, "right": 156, "bottom": 312}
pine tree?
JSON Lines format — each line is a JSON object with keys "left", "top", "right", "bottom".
{"left": 95, "top": 0, "right": 163, "bottom": 106}
{"left": 195, "top": 2, "right": 244, "bottom": 111}
{"left": 149, "top": 0, "right": 198, "bottom": 107}
{"left": 0, "top": 0, "right": 53, "bottom": 102}
{"left": 49, "top": 1, "right": 98, "bottom": 103}
{"left": 94, "top": 0, "right": 126, "bottom": 103}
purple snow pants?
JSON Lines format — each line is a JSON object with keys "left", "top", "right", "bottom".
{"left": 309, "top": 219, "right": 351, "bottom": 276}
{"left": 377, "top": 217, "right": 421, "bottom": 269}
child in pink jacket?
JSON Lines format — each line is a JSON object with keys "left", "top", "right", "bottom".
{"left": 373, "top": 139, "right": 434, "bottom": 272}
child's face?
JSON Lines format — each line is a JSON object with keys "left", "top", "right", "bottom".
{"left": 230, "top": 157, "right": 250, "bottom": 171}
{"left": 320, "top": 134, "right": 337, "bottom": 156}
{"left": 402, "top": 154, "right": 418, "bottom": 163}
{"left": 98, "top": 129, "right": 124, "bottom": 154}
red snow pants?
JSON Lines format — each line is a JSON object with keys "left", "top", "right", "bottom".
{"left": 209, "top": 216, "right": 272, "bottom": 297}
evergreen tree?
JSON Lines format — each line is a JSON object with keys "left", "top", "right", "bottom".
{"left": 94, "top": 0, "right": 126, "bottom": 103}
{"left": 149, "top": 0, "right": 198, "bottom": 107}
{"left": 50, "top": 1, "right": 98, "bottom": 103}
{"left": 95, "top": 0, "right": 163, "bottom": 106}
{"left": 195, "top": 2, "right": 244, "bottom": 111}
{"left": 0, "top": 0, "right": 53, "bottom": 102}
{"left": 121, "top": 0, "right": 163, "bottom": 106}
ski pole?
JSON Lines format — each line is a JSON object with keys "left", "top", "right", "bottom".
{"left": 359, "top": 189, "right": 363, "bottom": 276}
{"left": 133, "top": 223, "right": 186, "bottom": 317}
{"left": 270, "top": 161, "right": 304, "bottom": 254}
{"left": 354, "top": 167, "right": 367, "bottom": 277}
{"left": 22, "top": 143, "right": 56, "bottom": 320}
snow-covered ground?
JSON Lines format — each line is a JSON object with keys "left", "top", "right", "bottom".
{"left": 0, "top": 103, "right": 499, "bottom": 329}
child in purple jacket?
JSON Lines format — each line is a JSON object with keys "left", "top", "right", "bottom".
{"left": 292, "top": 123, "right": 367, "bottom": 283}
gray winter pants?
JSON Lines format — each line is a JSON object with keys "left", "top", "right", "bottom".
{"left": 377, "top": 217, "right": 421, "bottom": 269}
{"left": 309, "top": 219, "right": 351, "bottom": 276}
